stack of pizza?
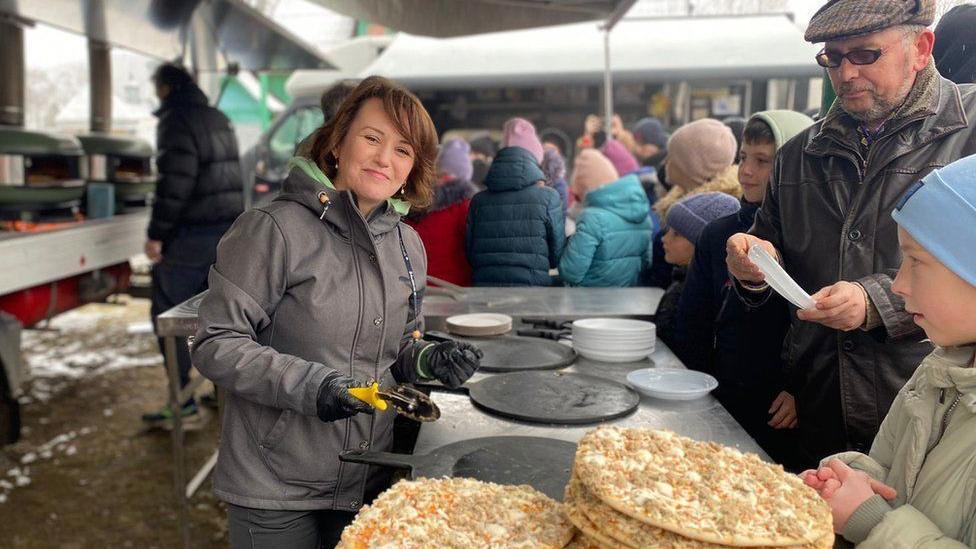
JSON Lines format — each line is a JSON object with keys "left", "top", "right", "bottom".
{"left": 337, "top": 477, "right": 576, "bottom": 548}
{"left": 564, "top": 427, "right": 835, "bottom": 548}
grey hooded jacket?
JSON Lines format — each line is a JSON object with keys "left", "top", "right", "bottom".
{"left": 191, "top": 158, "right": 426, "bottom": 511}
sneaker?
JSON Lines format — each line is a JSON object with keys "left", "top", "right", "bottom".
{"left": 141, "top": 401, "right": 205, "bottom": 431}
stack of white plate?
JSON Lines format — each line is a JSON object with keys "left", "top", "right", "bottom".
{"left": 571, "top": 318, "right": 656, "bottom": 363}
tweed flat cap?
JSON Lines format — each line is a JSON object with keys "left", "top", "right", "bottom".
{"left": 805, "top": 0, "right": 935, "bottom": 43}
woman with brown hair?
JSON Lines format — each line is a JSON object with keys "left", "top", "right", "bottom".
{"left": 191, "top": 76, "right": 482, "bottom": 548}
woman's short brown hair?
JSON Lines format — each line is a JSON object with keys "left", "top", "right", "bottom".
{"left": 307, "top": 76, "right": 437, "bottom": 210}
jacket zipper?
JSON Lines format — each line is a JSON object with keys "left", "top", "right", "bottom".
{"left": 331, "top": 194, "right": 368, "bottom": 510}
{"left": 345, "top": 195, "right": 391, "bottom": 508}
{"left": 937, "top": 388, "right": 962, "bottom": 442}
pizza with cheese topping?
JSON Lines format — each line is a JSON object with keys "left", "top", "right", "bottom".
{"left": 565, "top": 471, "right": 833, "bottom": 549}
{"left": 563, "top": 486, "right": 632, "bottom": 549}
{"left": 337, "top": 477, "right": 575, "bottom": 549}
{"left": 564, "top": 533, "right": 603, "bottom": 549}
{"left": 573, "top": 427, "right": 833, "bottom": 547}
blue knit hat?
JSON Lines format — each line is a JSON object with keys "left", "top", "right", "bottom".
{"left": 666, "top": 192, "right": 741, "bottom": 245}
{"left": 633, "top": 117, "right": 669, "bottom": 149}
{"left": 892, "top": 154, "right": 976, "bottom": 286}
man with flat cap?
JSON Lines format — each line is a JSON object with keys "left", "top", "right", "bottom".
{"left": 726, "top": 0, "right": 976, "bottom": 466}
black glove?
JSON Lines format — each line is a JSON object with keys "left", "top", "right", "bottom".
{"left": 420, "top": 340, "right": 483, "bottom": 389}
{"left": 315, "top": 372, "right": 374, "bottom": 422}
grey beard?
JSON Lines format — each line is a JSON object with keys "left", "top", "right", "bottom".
{"left": 840, "top": 92, "right": 904, "bottom": 123}
{"left": 841, "top": 63, "right": 917, "bottom": 125}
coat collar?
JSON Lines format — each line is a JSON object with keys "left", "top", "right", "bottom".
{"left": 276, "top": 157, "right": 406, "bottom": 238}
{"left": 737, "top": 201, "right": 760, "bottom": 227}
{"left": 917, "top": 345, "right": 976, "bottom": 413}
{"left": 806, "top": 63, "right": 969, "bottom": 160}
{"left": 153, "top": 82, "right": 210, "bottom": 117}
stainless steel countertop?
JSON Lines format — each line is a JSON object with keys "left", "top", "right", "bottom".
{"left": 414, "top": 340, "right": 770, "bottom": 460}
{"left": 423, "top": 287, "right": 663, "bottom": 331}
{"left": 155, "top": 287, "right": 665, "bottom": 337}
{"left": 155, "top": 291, "right": 207, "bottom": 338}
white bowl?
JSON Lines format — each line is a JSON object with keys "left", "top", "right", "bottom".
{"left": 626, "top": 368, "right": 718, "bottom": 401}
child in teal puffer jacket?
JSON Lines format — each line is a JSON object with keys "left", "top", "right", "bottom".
{"left": 558, "top": 149, "right": 652, "bottom": 287}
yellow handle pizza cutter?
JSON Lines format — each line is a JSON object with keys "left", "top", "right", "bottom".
{"left": 348, "top": 382, "right": 441, "bottom": 422}
{"left": 348, "top": 382, "right": 388, "bottom": 411}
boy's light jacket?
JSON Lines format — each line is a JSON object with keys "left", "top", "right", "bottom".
{"left": 826, "top": 345, "right": 976, "bottom": 547}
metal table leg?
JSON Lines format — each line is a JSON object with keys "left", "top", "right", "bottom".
{"left": 164, "top": 335, "right": 191, "bottom": 549}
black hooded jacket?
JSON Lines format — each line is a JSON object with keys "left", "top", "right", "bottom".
{"left": 148, "top": 82, "right": 244, "bottom": 242}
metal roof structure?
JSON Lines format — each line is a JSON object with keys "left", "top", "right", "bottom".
{"left": 0, "top": 0, "right": 333, "bottom": 71}
{"left": 310, "top": 0, "right": 637, "bottom": 37}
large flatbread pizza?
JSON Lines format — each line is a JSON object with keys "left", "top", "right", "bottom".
{"left": 562, "top": 488, "right": 632, "bottom": 549}
{"left": 573, "top": 427, "right": 833, "bottom": 547}
{"left": 565, "top": 471, "right": 833, "bottom": 549}
{"left": 337, "top": 477, "right": 575, "bottom": 549}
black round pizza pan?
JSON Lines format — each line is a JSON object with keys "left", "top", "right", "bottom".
{"left": 429, "top": 332, "right": 576, "bottom": 373}
{"left": 465, "top": 371, "right": 640, "bottom": 425}
{"left": 339, "top": 436, "right": 577, "bottom": 501}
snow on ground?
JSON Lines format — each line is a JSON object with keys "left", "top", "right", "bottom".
{"left": 1, "top": 427, "right": 94, "bottom": 504}
{"left": 19, "top": 297, "right": 162, "bottom": 403}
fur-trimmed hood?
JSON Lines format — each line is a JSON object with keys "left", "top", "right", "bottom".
{"left": 653, "top": 164, "right": 742, "bottom": 220}
{"left": 420, "top": 178, "right": 477, "bottom": 217}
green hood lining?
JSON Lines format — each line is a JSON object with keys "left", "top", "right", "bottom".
{"left": 288, "top": 156, "right": 411, "bottom": 216}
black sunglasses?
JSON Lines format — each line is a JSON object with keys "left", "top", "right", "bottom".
{"left": 815, "top": 32, "right": 909, "bottom": 68}
{"left": 815, "top": 48, "right": 884, "bottom": 68}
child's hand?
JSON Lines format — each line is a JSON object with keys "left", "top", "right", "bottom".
{"left": 800, "top": 469, "right": 825, "bottom": 490}
{"left": 768, "top": 391, "right": 798, "bottom": 429}
{"left": 812, "top": 460, "right": 898, "bottom": 534}
{"left": 800, "top": 468, "right": 840, "bottom": 495}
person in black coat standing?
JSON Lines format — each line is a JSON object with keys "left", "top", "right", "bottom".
{"left": 672, "top": 111, "right": 812, "bottom": 470}
{"left": 143, "top": 63, "right": 244, "bottom": 427}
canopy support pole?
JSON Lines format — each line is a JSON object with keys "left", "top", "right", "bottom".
{"left": 600, "top": 0, "right": 637, "bottom": 140}
{"left": 603, "top": 28, "right": 613, "bottom": 138}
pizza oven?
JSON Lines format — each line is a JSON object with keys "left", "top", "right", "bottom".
{"left": 0, "top": 126, "right": 86, "bottom": 221}
{"left": 77, "top": 134, "right": 156, "bottom": 212}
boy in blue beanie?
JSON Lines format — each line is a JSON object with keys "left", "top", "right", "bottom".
{"left": 801, "top": 154, "right": 976, "bottom": 547}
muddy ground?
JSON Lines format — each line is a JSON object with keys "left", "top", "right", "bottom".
{"left": 0, "top": 297, "right": 228, "bottom": 548}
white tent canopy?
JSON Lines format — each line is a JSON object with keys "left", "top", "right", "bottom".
{"left": 359, "top": 14, "right": 821, "bottom": 89}
{"left": 286, "top": 35, "right": 394, "bottom": 99}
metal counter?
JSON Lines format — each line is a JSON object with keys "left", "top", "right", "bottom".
{"left": 423, "top": 287, "right": 663, "bottom": 330}
{"left": 155, "top": 287, "right": 664, "bottom": 338}
{"left": 155, "top": 291, "right": 206, "bottom": 338}
{"left": 414, "top": 340, "right": 769, "bottom": 459}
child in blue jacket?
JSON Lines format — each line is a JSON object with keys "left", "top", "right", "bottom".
{"left": 559, "top": 149, "right": 652, "bottom": 287}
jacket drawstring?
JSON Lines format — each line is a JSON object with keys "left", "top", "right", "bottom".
{"left": 318, "top": 191, "right": 331, "bottom": 219}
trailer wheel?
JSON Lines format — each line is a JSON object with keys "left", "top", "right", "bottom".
{"left": 0, "top": 369, "right": 20, "bottom": 445}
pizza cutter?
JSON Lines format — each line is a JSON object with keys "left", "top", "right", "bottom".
{"left": 348, "top": 382, "right": 441, "bottom": 422}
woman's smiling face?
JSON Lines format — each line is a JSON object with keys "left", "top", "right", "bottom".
{"left": 333, "top": 97, "right": 416, "bottom": 215}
